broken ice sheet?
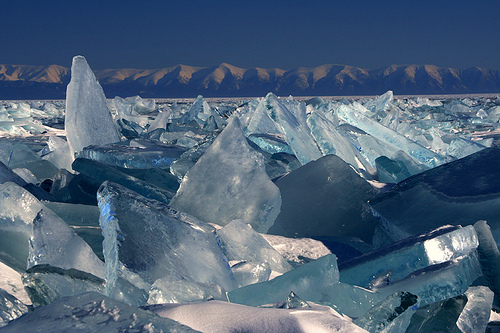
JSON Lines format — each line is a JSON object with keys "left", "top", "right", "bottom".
{"left": 170, "top": 117, "right": 281, "bottom": 233}
{"left": 78, "top": 139, "right": 187, "bottom": 169}
{"left": 227, "top": 254, "right": 339, "bottom": 307}
{"left": 217, "top": 220, "right": 292, "bottom": 274}
{"left": 97, "top": 181, "right": 237, "bottom": 297}
{"left": 72, "top": 157, "right": 174, "bottom": 204}
{"left": 375, "top": 252, "right": 483, "bottom": 307}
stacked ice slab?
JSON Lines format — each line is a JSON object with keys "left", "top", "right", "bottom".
{"left": 2, "top": 55, "right": 500, "bottom": 331}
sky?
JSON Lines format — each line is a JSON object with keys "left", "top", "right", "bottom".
{"left": 1, "top": 0, "right": 499, "bottom": 70}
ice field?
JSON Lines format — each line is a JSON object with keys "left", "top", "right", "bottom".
{"left": 0, "top": 55, "right": 500, "bottom": 332}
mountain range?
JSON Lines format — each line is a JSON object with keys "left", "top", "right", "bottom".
{"left": 1, "top": 63, "right": 499, "bottom": 99}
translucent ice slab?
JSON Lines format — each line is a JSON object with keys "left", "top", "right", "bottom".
{"left": 374, "top": 252, "right": 482, "bottom": 307}
{"left": 370, "top": 146, "right": 500, "bottom": 243}
{"left": 97, "top": 181, "right": 237, "bottom": 296}
{"left": 28, "top": 209, "right": 105, "bottom": 279}
{"left": 217, "top": 220, "right": 292, "bottom": 274}
{"left": 65, "top": 56, "right": 121, "bottom": 157}
{"left": 170, "top": 117, "right": 281, "bottom": 233}
{"left": 72, "top": 158, "right": 174, "bottom": 204}
{"left": 354, "top": 291, "right": 417, "bottom": 333}
{"left": 268, "top": 154, "right": 378, "bottom": 243}
{"left": 227, "top": 254, "right": 339, "bottom": 306}
{"left": 339, "top": 225, "right": 478, "bottom": 289}
{"left": 78, "top": 139, "right": 187, "bottom": 169}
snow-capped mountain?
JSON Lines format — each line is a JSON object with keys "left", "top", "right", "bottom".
{"left": 0, "top": 62, "right": 499, "bottom": 99}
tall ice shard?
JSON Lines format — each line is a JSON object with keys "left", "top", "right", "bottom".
{"left": 65, "top": 55, "right": 121, "bottom": 158}
{"left": 170, "top": 117, "right": 281, "bottom": 233}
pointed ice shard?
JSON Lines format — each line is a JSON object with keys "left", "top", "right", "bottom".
{"left": 65, "top": 56, "right": 121, "bottom": 157}
{"left": 337, "top": 104, "right": 444, "bottom": 168}
{"left": 275, "top": 291, "right": 311, "bottom": 309}
{"left": 227, "top": 254, "right": 339, "bottom": 306}
{"left": 170, "top": 117, "right": 281, "bottom": 233}
{"left": 28, "top": 210, "right": 105, "bottom": 279}
{"left": 249, "top": 93, "right": 322, "bottom": 165}
{"left": 306, "top": 108, "right": 376, "bottom": 177}
{"left": 217, "top": 220, "right": 292, "bottom": 274}
{"left": 97, "top": 181, "right": 237, "bottom": 296}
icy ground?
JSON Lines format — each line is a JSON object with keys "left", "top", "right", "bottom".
{"left": 0, "top": 56, "right": 500, "bottom": 332}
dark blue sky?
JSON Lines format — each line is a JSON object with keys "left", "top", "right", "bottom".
{"left": 2, "top": 0, "right": 499, "bottom": 70}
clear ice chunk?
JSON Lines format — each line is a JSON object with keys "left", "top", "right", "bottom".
{"left": 339, "top": 225, "right": 478, "bottom": 289}
{"left": 170, "top": 117, "right": 281, "bottom": 233}
{"left": 456, "top": 286, "right": 494, "bottom": 333}
{"left": 217, "top": 220, "right": 292, "bottom": 274}
{"left": 405, "top": 295, "right": 466, "bottom": 333}
{"left": 97, "top": 181, "right": 237, "bottom": 296}
{"left": 22, "top": 265, "right": 105, "bottom": 307}
{"left": 227, "top": 254, "right": 339, "bottom": 306}
{"left": 147, "top": 278, "right": 227, "bottom": 304}
{"left": 268, "top": 154, "right": 378, "bottom": 243}
{"left": 230, "top": 261, "right": 271, "bottom": 287}
{"left": 2, "top": 291, "right": 197, "bottom": 332}
{"left": 0, "top": 182, "right": 45, "bottom": 270}
{"left": 354, "top": 291, "right": 417, "bottom": 333}
{"left": 375, "top": 156, "right": 412, "bottom": 184}
{"left": 28, "top": 209, "right": 105, "bottom": 279}
{"left": 64, "top": 55, "right": 121, "bottom": 157}
{"left": 261, "top": 234, "right": 332, "bottom": 267}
